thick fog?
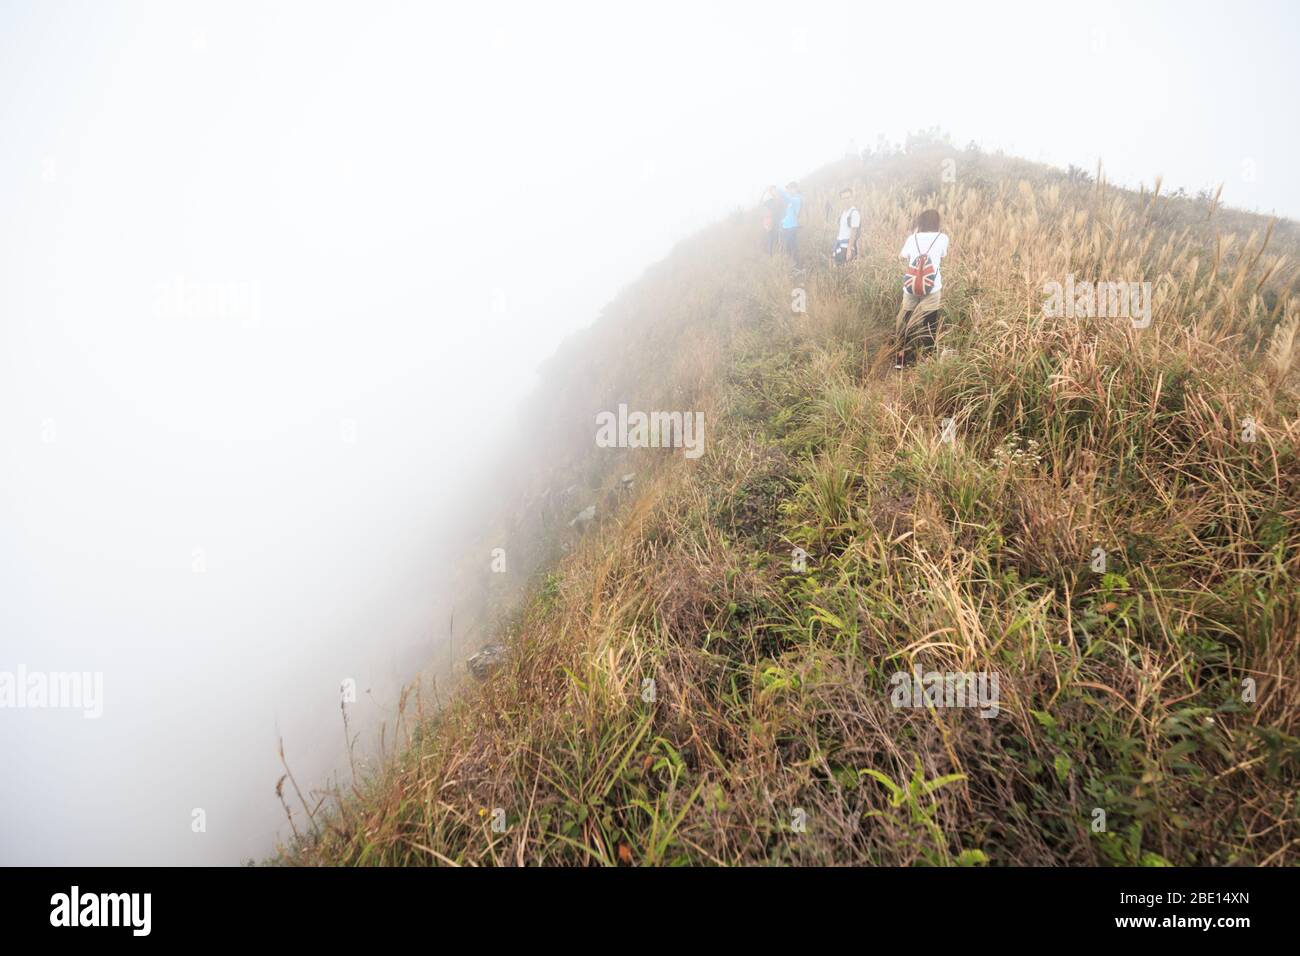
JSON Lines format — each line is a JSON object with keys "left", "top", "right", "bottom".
{"left": 2, "top": 0, "right": 1296, "bottom": 865}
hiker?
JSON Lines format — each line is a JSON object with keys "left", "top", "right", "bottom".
{"left": 761, "top": 185, "right": 784, "bottom": 256}
{"left": 832, "top": 187, "right": 861, "bottom": 266}
{"left": 778, "top": 181, "right": 802, "bottom": 266}
{"left": 894, "top": 208, "right": 950, "bottom": 368}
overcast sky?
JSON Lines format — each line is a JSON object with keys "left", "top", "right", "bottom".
{"left": 2, "top": 0, "right": 1296, "bottom": 865}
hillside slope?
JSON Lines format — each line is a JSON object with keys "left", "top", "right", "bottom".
{"left": 280, "top": 145, "right": 1300, "bottom": 866}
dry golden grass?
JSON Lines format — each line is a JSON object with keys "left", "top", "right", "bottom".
{"left": 275, "top": 144, "right": 1300, "bottom": 867}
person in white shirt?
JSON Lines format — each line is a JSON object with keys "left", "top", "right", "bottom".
{"left": 832, "top": 188, "right": 861, "bottom": 266}
{"left": 895, "top": 208, "right": 950, "bottom": 368}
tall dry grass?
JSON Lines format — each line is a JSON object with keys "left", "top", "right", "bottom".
{"left": 275, "top": 144, "right": 1299, "bottom": 866}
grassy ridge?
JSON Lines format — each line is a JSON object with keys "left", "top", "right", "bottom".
{"left": 279, "top": 145, "right": 1300, "bottom": 866}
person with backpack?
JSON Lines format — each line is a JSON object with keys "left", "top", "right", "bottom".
{"left": 832, "top": 187, "right": 861, "bottom": 266}
{"left": 894, "top": 208, "right": 950, "bottom": 368}
{"left": 778, "top": 181, "right": 803, "bottom": 267}
{"left": 761, "top": 185, "right": 784, "bottom": 256}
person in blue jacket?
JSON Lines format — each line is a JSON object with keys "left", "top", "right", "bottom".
{"left": 778, "top": 181, "right": 803, "bottom": 266}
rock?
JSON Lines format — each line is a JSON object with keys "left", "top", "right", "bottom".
{"left": 467, "top": 643, "right": 507, "bottom": 680}
{"left": 620, "top": 472, "right": 635, "bottom": 489}
{"left": 569, "top": 504, "right": 596, "bottom": 529}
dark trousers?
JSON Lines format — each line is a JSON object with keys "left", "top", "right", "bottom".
{"left": 897, "top": 309, "right": 940, "bottom": 364}
{"left": 780, "top": 227, "right": 800, "bottom": 266}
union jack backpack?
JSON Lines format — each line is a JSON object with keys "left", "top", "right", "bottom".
{"left": 903, "top": 231, "right": 941, "bottom": 296}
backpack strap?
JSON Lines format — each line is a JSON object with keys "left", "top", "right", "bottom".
{"left": 912, "top": 227, "right": 941, "bottom": 260}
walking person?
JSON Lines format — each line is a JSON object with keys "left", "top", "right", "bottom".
{"left": 778, "top": 181, "right": 803, "bottom": 267}
{"left": 832, "top": 187, "right": 861, "bottom": 266}
{"left": 761, "top": 185, "right": 784, "bottom": 256}
{"left": 895, "top": 209, "right": 950, "bottom": 368}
